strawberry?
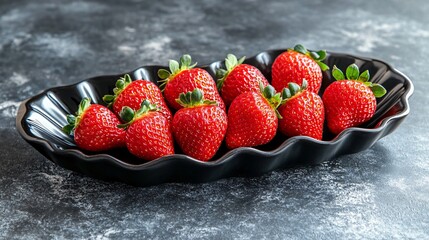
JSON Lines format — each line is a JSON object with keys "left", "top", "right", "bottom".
{"left": 158, "top": 54, "right": 225, "bottom": 111}
{"left": 172, "top": 88, "right": 227, "bottom": 161}
{"left": 278, "top": 80, "right": 325, "bottom": 140}
{"left": 119, "top": 100, "right": 174, "bottom": 161}
{"left": 322, "top": 64, "right": 387, "bottom": 135}
{"left": 226, "top": 84, "right": 282, "bottom": 149}
{"left": 103, "top": 74, "right": 172, "bottom": 121}
{"left": 63, "top": 98, "right": 125, "bottom": 151}
{"left": 271, "top": 44, "right": 329, "bottom": 94}
{"left": 216, "top": 54, "right": 269, "bottom": 106}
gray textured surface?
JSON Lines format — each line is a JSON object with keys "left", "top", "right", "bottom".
{"left": 1, "top": 0, "right": 428, "bottom": 239}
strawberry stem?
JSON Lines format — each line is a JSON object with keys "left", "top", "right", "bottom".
{"left": 158, "top": 54, "right": 197, "bottom": 91}
{"left": 346, "top": 64, "right": 359, "bottom": 80}
{"left": 103, "top": 74, "right": 133, "bottom": 108}
{"left": 63, "top": 97, "right": 92, "bottom": 135}
{"left": 358, "top": 70, "right": 370, "bottom": 82}
{"left": 288, "top": 82, "right": 300, "bottom": 96}
{"left": 176, "top": 88, "right": 217, "bottom": 108}
{"left": 118, "top": 100, "right": 159, "bottom": 128}
{"left": 332, "top": 65, "right": 345, "bottom": 81}
{"left": 369, "top": 84, "right": 387, "bottom": 98}
{"left": 332, "top": 64, "right": 387, "bottom": 98}
{"left": 280, "top": 80, "right": 307, "bottom": 104}
{"left": 216, "top": 54, "right": 246, "bottom": 90}
{"left": 120, "top": 107, "right": 135, "bottom": 123}
{"left": 259, "top": 83, "right": 283, "bottom": 118}
{"left": 290, "top": 44, "right": 329, "bottom": 71}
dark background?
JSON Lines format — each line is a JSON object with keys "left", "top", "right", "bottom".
{"left": 1, "top": 0, "right": 428, "bottom": 238}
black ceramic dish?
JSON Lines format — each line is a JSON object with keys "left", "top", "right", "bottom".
{"left": 16, "top": 49, "right": 414, "bottom": 186}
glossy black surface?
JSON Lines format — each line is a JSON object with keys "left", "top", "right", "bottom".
{"left": 16, "top": 50, "right": 413, "bottom": 186}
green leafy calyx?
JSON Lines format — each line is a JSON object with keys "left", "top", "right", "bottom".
{"left": 216, "top": 54, "right": 246, "bottom": 90}
{"left": 280, "top": 79, "right": 308, "bottom": 102}
{"left": 62, "top": 97, "right": 92, "bottom": 135}
{"left": 158, "top": 54, "right": 197, "bottom": 90}
{"left": 102, "top": 74, "right": 133, "bottom": 108}
{"left": 175, "top": 88, "right": 217, "bottom": 108}
{"left": 118, "top": 100, "right": 159, "bottom": 128}
{"left": 259, "top": 82, "right": 283, "bottom": 119}
{"left": 290, "top": 44, "right": 329, "bottom": 71}
{"left": 332, "top": 64, "right": 387, "bottom": 98}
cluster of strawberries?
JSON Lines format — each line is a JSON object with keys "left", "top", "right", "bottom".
{"left": 63, "top": 44, "right": 386, "bottom": 162}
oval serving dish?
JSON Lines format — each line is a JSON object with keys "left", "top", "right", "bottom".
{"left": 16, "top": 49, "right": 414, "bottom": 186}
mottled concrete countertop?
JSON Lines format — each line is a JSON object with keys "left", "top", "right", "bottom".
{"left": 1, "top": 0, "right": 428, "bottom": 239}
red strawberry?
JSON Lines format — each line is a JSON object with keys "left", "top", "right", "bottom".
{"left": 119, "top": 100, "right": 174, "bottom": 161}
{"left": 172, "top": 88, "right": 227, "bottom": 161}
{"left": 323, "top": 64, "right": 387, "bottom": 135}
{"left": 271, "top": 44, "right": 329, "bottom": 94}
{"left": 216, "top": 54, "right": 269, "bottom": 106}
{"left": 158, "top": 54, "right": 225, "bottom": 111}
{"left": 103, "top": 74, "right": 172, "bottom": 121}
{"left": 278, "top": 80, "right": 325, "bottom": 140}
{"left": 63, "top": 98, "right": 125, "bottom": 151}
{"left": 226, "top": 84, "right": 282, "bottom": 149}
